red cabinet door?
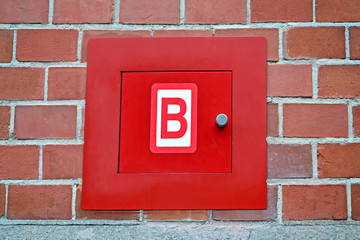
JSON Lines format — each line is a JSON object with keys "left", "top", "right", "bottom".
{"left": 119, "top": 71, "right": 231, "bottom": 173}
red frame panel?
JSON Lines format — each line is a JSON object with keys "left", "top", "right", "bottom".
{"left": 83, "top": 37, "right": 266, "bottom": 209}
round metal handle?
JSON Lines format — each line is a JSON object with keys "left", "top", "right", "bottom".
{"left": 216, "top": 114, "right": 228, "bottom": 128}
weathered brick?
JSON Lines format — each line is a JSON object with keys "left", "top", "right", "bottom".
{"left": 0, "top": 0, "right": 48, "bottom": 24}
{"left": 0, "top": 30, "right": 13, "bottom": 62}
{"left": 268, "top": 144, "right": 312, "bottom": 179}
{"left": 353, "top": 105, "right": 360, "bottom": 137}
{"left": 283, "top": 104, "right": 348, "bottom": 138}
{"left": 43, "top": 145, "right": 83, "bottom": 179}
{"left": 145, "top": 210, "right": 208, "bottom": 221}
{"left": 54, "top": 0, "right": 114, "bottom": 23}
{"left": 352, "top": 184, "right": 360, "bottom": 220}
{"left": 283, "top": 185, "right": 347, "bottom": 220}
{"left": 0, "top": 146, "right": 39, "bottom": 180}
{"left": 153, "top": 30, "right": 213, "bottom": 37}
{"left": 350, "top": 27, "right": 360, "bottom": 60}
{"left": 15, "top": 105, "right": 77, "bottom": 139}
{"left": 48, "top": 68, "right": 86, "bottom": 100}
{"left": 17, "top": 30, "right": 78, "bottom": 62}
{"left": 318, "top": 65, "right": 360, "bottom": 98}
{"left": 0, "top": 68, "right": 44, "bottom": 100}
{"left": 316, "top": 0, "right": 360, "bottom": 22}
{"left": 0, "top": 185, "right": 5, "bottom": 217}
{"left": 81, "top": 30, "right": 151, "bottom": 62}
{"left": 285, "top": 27, "right": 345, "bottom": 59}
{"left": 0, "top": 106, "right": 10, "bottom": 140}
{"left": 267, "top": 64, "right": 312, "bottom": 97}
{"left": 76, "top": 185, "right": 139, "bottom": 220}
{"left": 251, "top": 0, "right": 312, "bottom": 22}
{"left": 267, "top": 103, "right": 278, "bottom": 137}
{"left": 120, "top": 0, "right": 179, "bottom": 24}
{"left": 213, "top": 186, "right": 277, "bottom": 221}
{"left": 318, "top": 143, "right": 360, "bottom": 178}
{"left": 215, "top": 29, "right": 279, "bottom": 61}
{"left": 8, "top": 185, "right": 72, "bottom": 219}
{"left": 185, "top": 0, "right": 246, "bottom": 24}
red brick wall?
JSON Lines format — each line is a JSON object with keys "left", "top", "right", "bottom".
{"left": 0, "top": 0, "right": 359, "bottom": 223}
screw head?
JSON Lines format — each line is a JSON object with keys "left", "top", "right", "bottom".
{"left": 216, "top": 114, "right": 228, "bottom": 128}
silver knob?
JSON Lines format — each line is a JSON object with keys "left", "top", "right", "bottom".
{"left": 216, "top": 114, "right": 228, "bottom": 128}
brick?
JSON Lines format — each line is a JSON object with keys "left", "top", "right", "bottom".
{"left": 48, "top": 68, "right": 86, "bottom": 100}
{"left": 153, "top": 30, "right": 213, "bottom": 37}
{"left": 283, "top": 185, "right": 347, "bottom": 220}
{"left": 350, "top": 27, "right": 360, "bottom": 60}
{"left": 267, "top": 103, "right": 278, "bottom": 137}
{"left": 354, "top": 105, "right": 360, "bottom": 137}
{"left": 8, "top": 185, "right": 72, "bottom": 219}
{"left": 251, "top": 0, "right": 312, "bottom": 22}
{"left": 267, "top": 64, "right": 312, "bottom": 97}
{"left": 352, "top": 184, "right": 360, "bottom": 220}
{"left": 185, "top": 0, "right": 246, "bottom": 24}
{"left": 0, "top": 185, "right": 4, "bottom": 217}
{"left": 318, "top": 65, "right": 360, "bottom": 98}
{"left": 285, "top": 27, "right": 345, "bottom": 59}
{"left": 0, "top": 30, "right": 13, "bottom": 62}
{"left": 213, "top": 186, "right": 277, "bottom": 221}
{"left": 76, "top": 185, "right": 139, "bottom": 220}
{"left": 283, "top": 104, "right": 348, "bottom": 138}
{"left": 318, "top": 143, "right": 360, "bottom": 178}
{"left": 43, "top": 145, "right": 83, "bottom": 179}
{"left": 17, "top": 30, "right": 78, "bottom": 62}
{"left": 0, "top": 68, "right": 44, "bottom": 100}
{"left": 0, "top": 106, "right": 10, "bottom": 140}
{"left": 120, "top": 0, "right": 179, "bottom": 24}
{"left": 15, "top": 106, "right": 77, "bottom": 139}
{"left": 54, "top": 0, "right": 114, "bottom": 24}
{"left": 145, "top": 210, "right": 208, "bottom": 221}
{"left": 0, "top": 146, "right": 39, "bottom": 180}
{"left": 268, "top": 144, "right": 312, "bottom": 179}
{"left": 215, "top": 29, "right": 279, "bottom": 61}
{"left": 81, "top": 30, "right": 151, "bottom": 62}
{"left": 0, "top": 0, "right": 48, "bottom": 24}
{"left": 316, "top": 0, "right": 360, "bottom": 22}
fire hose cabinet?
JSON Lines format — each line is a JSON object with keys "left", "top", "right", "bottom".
{"left": 82, "top": 37, "right": 267, "bottom": 209}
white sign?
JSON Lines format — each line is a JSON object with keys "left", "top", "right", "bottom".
{"left": 150, "top": 83, "right": 197, "bottom": 153}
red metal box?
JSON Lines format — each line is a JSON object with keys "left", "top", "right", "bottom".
{"left": 82, "top": 37, "right": 266, "bottom": 209}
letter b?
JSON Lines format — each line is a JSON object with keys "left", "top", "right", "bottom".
{"left": 161, "top": 98, "right": 188, "bottom": 139}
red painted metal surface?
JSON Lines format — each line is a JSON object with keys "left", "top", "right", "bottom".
{"left": 120, "top": 72, "right": 231, "bottom": 173}
{"left": 83, "top": 37, "right": 267, "bottom": 209}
